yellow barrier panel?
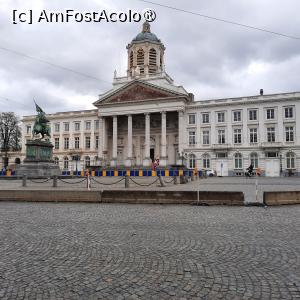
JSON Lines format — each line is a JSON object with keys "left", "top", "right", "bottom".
{"left": 126, "top": 170, "right": 130, "bottom": 177}
{"left": 139, "top": 170, "right": 143, "bottom": 177}
{"left": 103, "top": 170, "right": 106, "bottom": 177}
{"left": 179, "top": 170, "right": 183, "bottom": 176}
{"left": 6, "top": 170, "right": 11, "bottom": 176}
{"left": 152, "top": 170, "right": 156, "bottom": 177}
{"left": 165, "top": 170, "right": 169, "bottom": 177}
{"left": 81, "top": 171, "right": 84, "bottom": 177}
{"left": 91, "top": 171, "right": 95, "bottom": 177}
{"left": 114, "top": 170, "right": 118, "bottom": 177}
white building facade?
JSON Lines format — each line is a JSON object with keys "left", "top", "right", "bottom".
{"left": 18, "top": 22, "right": 300, "bottom": 176}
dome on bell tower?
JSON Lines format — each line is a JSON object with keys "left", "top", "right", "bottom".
{"left": 132, "top": 22, "right": 161, "bottom": 43}
{"left": 127, "top": 22, "right": 165, "bottom": 78}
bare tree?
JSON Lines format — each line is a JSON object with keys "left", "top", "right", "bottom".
{"left": 0, "top": 112, "right": 21, "bottom": 168}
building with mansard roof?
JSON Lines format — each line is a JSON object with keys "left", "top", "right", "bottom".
{"left": 15, "top": 22, "right": 300, "bottom": 176}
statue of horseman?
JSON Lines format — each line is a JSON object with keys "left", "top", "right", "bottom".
{"left": 32, "top": 101, "right": 51, "bottom": 139}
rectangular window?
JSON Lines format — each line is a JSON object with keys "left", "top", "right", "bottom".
{"left": 188, "top": 131, "right": 196, "bottom": 145}
{"left": 233, "top": 128, "right": 242, "bottom": 144}
{"left": 54, "top": 138, "right": 59, "bottom": 150}
{"left": 284, "top": 107, "right": 294, "bottom": 119}
{"left": 85, "top": 121, "right": 91, "bottom": 130}
{"left": 285, "top": 126, "right": 294, "bottom": 142}
{"left": 266, "top": 108, "right": 275, "bottom": 120}
{"left": 26, "top": 125, "right": 31, "bottom": 134}
{"left": 95, "top": 120, "right": 99, "bottom": 130}
{"left": 202, "top": 131, "right": 210, "bottom": 145}
{"left": 64, "top": 123, "right": 69, "bottom": 132}
{"left": 95, "top": 136, "right": 99, "bottom": 149}
{"left": 85, "top": 136, "right": 91, "bottom": 149}
{"left": 74, "top": 137, "right": 80, "bottom": 149}
{"left": 267, "top": 127, "right": 275, "bottom": 142}
{"left": 249, "top": 109, "right": 258, "bottom": 121}
{"left": 249, "top": 128, "right": 258, "bottom": 143}
{"left": 54, "top": 123, "right": 60, "bottom": 132}
{"left": 64, "top": 137, "right": 69, "bottom": 150}
{"left": 218, "top": 129, "right": 226, "bottom": 144}
{"left": 74, "top": 122, "right": 80, "bottom": 131}
{"left": 203, "top": 157, "right": 210, "bottom": 169}
{"left": 202, "top": 113, "right": 210, "bottom": 124}
{"left": 233, "top": 111, "right": 242, "bottom": 122}
{"left": 217, "top": 112, "right": 225, "bottom": 123}
{"left": 188, "top": 114, "right": 196, "bottom": 125}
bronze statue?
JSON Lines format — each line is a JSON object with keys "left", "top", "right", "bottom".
{"left": 32, "top": 101, "right": 51, "bottom": 139}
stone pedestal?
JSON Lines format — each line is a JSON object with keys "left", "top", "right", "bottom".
{"left": 16, "top": 140, "right": 60, "bottom": 177}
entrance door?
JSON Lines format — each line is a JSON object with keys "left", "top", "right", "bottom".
{"left": 265, "top": 159, "right": 280, "bottom": 177}
{"left": 150, "top": 148, "right": 155, "bottom": 162}
{"left": 216, "top": 160, "right": 228, "bottom": 176}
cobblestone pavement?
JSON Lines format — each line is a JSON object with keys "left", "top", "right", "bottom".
{"left": 0, "top": 203, "right": 300, "bottom": 299}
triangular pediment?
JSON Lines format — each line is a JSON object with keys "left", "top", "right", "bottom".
{"left": 94, "top": 81, "right": 184, "bottom": 106}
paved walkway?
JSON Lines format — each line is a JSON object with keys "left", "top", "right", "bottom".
{"left": 0, "top": 202, "right": 299, "bottom": 299}
{"left": 1, "top": 177, "right": 300, "bottom": 204}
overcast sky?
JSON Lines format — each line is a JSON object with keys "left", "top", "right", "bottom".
{"left": 0, "top": 0, "right": 299, "bottom": 117}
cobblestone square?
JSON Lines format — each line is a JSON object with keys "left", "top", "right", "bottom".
{"left": 0, "top": 202, "right": 299, "bottom": 299}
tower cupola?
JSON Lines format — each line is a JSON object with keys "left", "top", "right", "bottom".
{"left": 127, "top": 22, "right": 165, "bottom": 78}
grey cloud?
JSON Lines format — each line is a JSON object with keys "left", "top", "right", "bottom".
{"left": 0, "top": 0, "right": 299, "bottom": 116}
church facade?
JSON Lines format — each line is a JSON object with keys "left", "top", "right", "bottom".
{"left": 19, "top": 22, "right": 300, "bottom": 176}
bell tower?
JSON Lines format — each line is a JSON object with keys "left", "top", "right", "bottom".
{"left": 127, "top": 22, "right": 165, "bottom": 78}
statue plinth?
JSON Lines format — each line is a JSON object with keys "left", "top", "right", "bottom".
{"left": 16, "top": 140, "right": 60, "bottom": 177}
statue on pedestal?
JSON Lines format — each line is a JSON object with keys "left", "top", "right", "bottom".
{"left": 16, "top": 102, "right": 60, "bottom": 177}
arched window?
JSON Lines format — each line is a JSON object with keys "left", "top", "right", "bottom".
{"left": 129, "top": 51, "right": 133, "bottom": 68}
{"left": 234, "top": 153, "right": 243, "bottom": 169}
{"left": 149, "top": 48, "right": 157, "bottom": 73}
{"left": 54, "top": 157, "right": 59, "bottom": 165}
{"left": 250, "top": 152, "right": 258, "bottom": 168}
{"left": 85, "top": 156, "right": 90, "bottom": 168}
{"left": 136, "top": 49, "right": 145, "bottom": 74}
{"left": 189, "top": 154, "right": 196, "bottom": 169}
{"left": 286, "top": 152, "right": 295, "bottom": 169}
{"left": 63, "top": 157, "right": 69, "bottom": 170}
{"left": 203, "top": 154, "right": 210, "bottom": 169}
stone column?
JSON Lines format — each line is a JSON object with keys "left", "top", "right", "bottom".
{"left": 143, "top": 113, "right": 151, "bottom": 167}
{"left": 111, "top": 116, "right": 118, "bottom": 167}
{"left": 160, "top": 111, "right": 167, "bottom": 166}
{"left": 98, "top": 117, "right": 104, "bottom": 164}
{"left": 125, "top": 115, "right": 133, "bottom": 167}
{"left": 176, "top": 110, "right": 185, "bottom": 165}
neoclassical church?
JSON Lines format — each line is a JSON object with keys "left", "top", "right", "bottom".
{"left": 18, "top": 22, "right": 300, "bottom": 176}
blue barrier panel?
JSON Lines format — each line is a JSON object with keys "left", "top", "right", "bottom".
{"left": 130, "top": 170, "right": 135, "bottom": 177}
{"left": 160, "top": 170, "right": 165, "bottom": 176}
{"left": 99, "top": 171, "right": 103, "bottom": 177}
{"left": 169, "top": 170, "right": 174, "bottom": 176}
{"left": 142, "top": 170, "right": 147, "bottom": 176}
{"left": 95, "top": 171, "right": 99, "bottom": 176}
{"left": 174, "top": 170, "right": 179, "bottom": 176}
{"left": 147, "top": 170, "right": 151, "bottom": 177}
{"left": 62, "top": 171, "right": 66, "bottom": 176}
{"left": 118, "top": 170, "right": 124, "bottom": 176}
{"left": 134, "top": 170, "right": 139, "bottom": 177}
{"left": 198, "top": 170, "right": 202, "bottom": 177}
{"left": 106, "top": 170, "right": 111, "bottom": 177}
{"left": 156, "top": 169, "right": 161, "bottom": 176}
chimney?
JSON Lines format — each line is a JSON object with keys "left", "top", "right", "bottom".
{"left": 260, "top": 89, "right": 264, "bottom": 96}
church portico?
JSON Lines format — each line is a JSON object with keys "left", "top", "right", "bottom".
{"left": 98, "top": 111, "right": 180, "bottom": 167}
